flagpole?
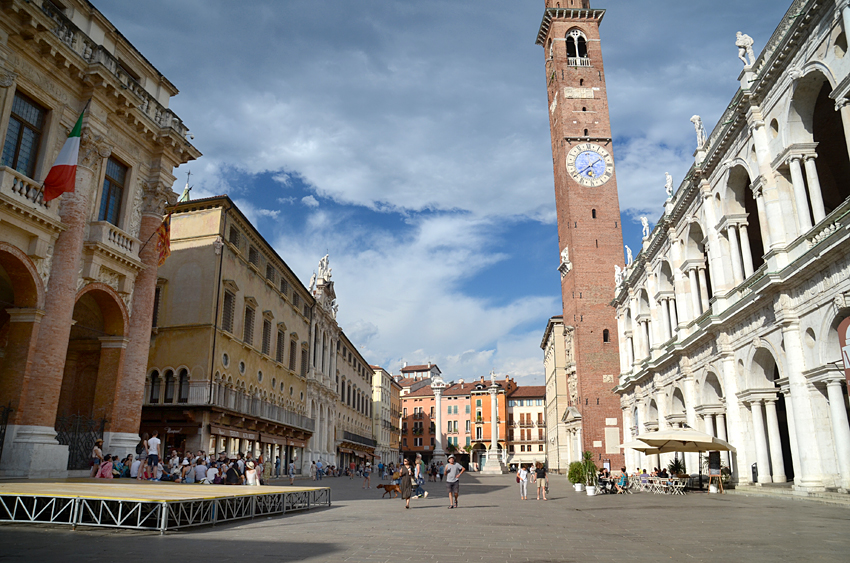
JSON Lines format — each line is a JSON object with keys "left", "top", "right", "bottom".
{"left": 34, "top": 98, "right": 92, "bottom": 205}
{"left": 138, "top": 207, "right": 171, "bottom": 254}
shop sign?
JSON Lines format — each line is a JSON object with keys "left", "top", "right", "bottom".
{"left": 210, "top": 424, "right": 257, "bottom": 441}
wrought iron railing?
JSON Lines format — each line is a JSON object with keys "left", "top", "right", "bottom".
{"left": 343, "top": 431, "right": 376, "bottom": 447}
{"left": 144, "top": 381, "right": 315, "bottom": 432}
{"left": 55, "top": 414, "right": 106, "bottom": 470}
{"left": 0, "top": 402, "right": 12, "bottom": 466}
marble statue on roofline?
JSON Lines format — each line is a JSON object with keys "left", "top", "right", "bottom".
{"left": 691, "top": 115, "right": 707, "bottom": 150}
{"left": 736, "top": 32, "right": 756, "bottom": 67}
{"left": 614, "top": 264, "right": 623, "bottom": 287}
{"left": 625, "top": 245, "right": 633, "bottom": 266}
{"left": 317, "top": 253, "right": 332, "bottom": 282}
{"left": 309, "top": 272, "right": 317, "bottom": 293}
{"left": 665, "top": 172, "right": 674, "bottom": 197}
{"left": 641, "top": 216, "right": 650, "bottom": 239}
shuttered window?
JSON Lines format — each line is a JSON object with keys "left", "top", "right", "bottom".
{"left": 261, "top": 318, "right": 272, "bottom": 355}
{"left": 222, "top": 290, "right": 235, "bottom": 333}
{"left": 243, "top": 306, "right": 255, "bottom": 345}
{"left": 276, "top": 330, "right": 285, "bottom": 363}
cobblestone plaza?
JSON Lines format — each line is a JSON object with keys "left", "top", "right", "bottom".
{"left": 0, "top": 475, "right": 848, "bottom": 562}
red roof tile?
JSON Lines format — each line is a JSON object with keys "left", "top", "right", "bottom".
{"left": 401, "top": 364, "right": 437, "bottom": 373}
{"left": 509, "top": 386, "right": 546, "bottom": 398}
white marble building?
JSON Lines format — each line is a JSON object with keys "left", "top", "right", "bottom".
{"left": 614, "top": 0, "right": 850, "bottom": 495}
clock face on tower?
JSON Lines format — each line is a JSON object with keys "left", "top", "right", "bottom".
{"left": 566, "top": 143, "right": 614, "bottom": 187}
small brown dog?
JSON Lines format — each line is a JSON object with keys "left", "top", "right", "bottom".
{"left": 377, "top": 483, "right": 400, "bottom": 498}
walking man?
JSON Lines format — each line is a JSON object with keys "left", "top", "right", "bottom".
{"left": 445, "top": 455, "right": 465, "bottom": 509}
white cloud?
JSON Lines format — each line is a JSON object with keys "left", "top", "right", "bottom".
{"left": 301, "top": 195, "right": 319, "bottom": 208}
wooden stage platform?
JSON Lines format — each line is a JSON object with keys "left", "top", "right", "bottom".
{"left": 0, "top": 479, "right": 331, "bottom": 532}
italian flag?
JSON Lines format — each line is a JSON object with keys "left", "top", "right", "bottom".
{"left": 43, "top": 107, "right": 86, "bottom": 202}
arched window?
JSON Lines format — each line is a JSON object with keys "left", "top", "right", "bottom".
{"left": 178, "top": 368, "right": 189, "bottom": 403}
{"left": 603, "top": 329, "right": 610, "bottom": 343}
{"left": 566, "top": 29, "right": 589, "bottom": 64}
{"left": 149, "top": 371, "right": 161, "bottom": 404}
{"left": 163, "top": 369, "right": 175, "bottom": 404}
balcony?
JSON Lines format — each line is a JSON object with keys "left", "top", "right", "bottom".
{"left": 518, "top": 421, "right": 535, "bottom": 428}
{"left": 144, "top": 381, "right": 315, "bottom": 432}
{"left": 87, "top": 221, "right": 141, "bottom": 262}
{"left": 38, "top": 0, "right": 192, "bottom": 141}
{"left": 567, "top": 57, "right": 592, "bottom": 67}
{"left": 343, "top": 431, "right": 376, "bottom": 448}
{"left": 0, "top": 166, "right": 61, "bottom": 223}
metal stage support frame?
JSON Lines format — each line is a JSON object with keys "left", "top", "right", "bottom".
{"left": 0, "top": 488, "right": 331, "bottom": 533}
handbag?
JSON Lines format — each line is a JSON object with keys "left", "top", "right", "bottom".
{"left": 516, "top": 475, "right": 520, "bottom": 483}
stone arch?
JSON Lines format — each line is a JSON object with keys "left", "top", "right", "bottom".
{"left": 0, "top": 242, "right": 44, "bottom": 309}
{"left": 701, "top": 371, "right": 724, "bottom": 405}
{"left": 823, "top": 306, "right": 850, "bottom": 367}
{"left": 670, "top": 387, "right": 686, "bottom": 415}
{"left": 788, "top": 68, "right": 850, "bottom": 214}
{"left": 0, "top": 243, "right": 47, "bottom": 415}
{"left": 657, "top": 260, "right": 674, "bottom": 292}
{"left": 745, "top": 342, "right": 782, "bottom": 389}
{"left": 565, "top": 28, "right": 588, "bottom": 59}
{"left": 56, "top": 283, "right": 129, "bottom": 423}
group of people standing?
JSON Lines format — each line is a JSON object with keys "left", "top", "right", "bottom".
{"left": 516, "top": 462, "right": 548, "bottom": 501}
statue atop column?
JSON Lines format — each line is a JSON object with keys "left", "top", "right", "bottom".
{"left": 736, "top": 32, "right": 756, "bottom": 67}
{"left": 317, "top": 253, "right": 332, "bottom": 283}
{"left": 690, "top": 115, "right": 707, "bottom": 150}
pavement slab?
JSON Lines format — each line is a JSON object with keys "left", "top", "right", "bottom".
{"left": 0, "top": 474, "right": 848, "bottom": 562}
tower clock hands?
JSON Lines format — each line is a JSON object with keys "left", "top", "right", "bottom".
{"left": 577, "top": 156, "right": 602, "bottom": 176}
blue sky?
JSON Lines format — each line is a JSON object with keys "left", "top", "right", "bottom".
{"left": 97, "top": 0, "right": 788, "bottom": 384}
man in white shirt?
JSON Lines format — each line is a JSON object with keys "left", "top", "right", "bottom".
{"left": 130, "top": 458, "right": 141, "bottom": 478}
{"left": 146, "top": 430, "right": 161, "bottom": 480}
{"left": 206, "top": 463, "right": 220, "bottom": 484}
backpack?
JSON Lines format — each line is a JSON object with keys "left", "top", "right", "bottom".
{"left": 135, "top": 441, "right": 145, "bottom": 456}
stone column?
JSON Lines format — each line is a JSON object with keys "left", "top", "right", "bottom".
{"left": 668, "top": 298, "right": 678, "bottom": 333}
{"left": 431, "top": 382, "right": 446, "bottom": 465}
{"left": 826, "top": 380, "right": 850, "bottom": 490}
{"left": 738, "top": 224, "right": 755, "bottom": 278}
{"left": 481, "top": 379, "right": 505, "bottom": 473}
{"left": 716, "top": 412, "right": 730, "bottom": 467}
{"left": 750, "top": 400, "right": 773, "bottom": 484}
{"left": 763, "top": 398, "right": 787, "bottom": 483}
{"left": 660, "top": 299, "right": 671, "bottom": 341}
{"left": 780, "top": 322, "right": 825, "bottom": 490}
{"left": 751, "top": 185, "right": 772, "bottom": 250}
{"left": 688, "top": 268, "right": 701, "bottom": 316}
{"left": 726, "top": 226, "right": 744, "bottom": 285}
{"left": 704, "top": 413, "right": 715, "bottom": 437}
{"left": 626, "top": 336, "right": 635, "bottom": 367}
{"left": 108, "top": 184, "right": 171, "bottom": 457}
{"left": 10, "top": 139, "right": 105, "bottom": 477}
{"left": 788, "top": 156, "right": 812, "bottom": 232}
{"left": 803, "top": 155, "right": 826, "bottom": 224}
{"left": 697, "top": 267, "right": 710, "bottom": 312}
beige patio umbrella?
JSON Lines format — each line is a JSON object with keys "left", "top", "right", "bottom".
{"left": 636, "top": 428, "right": 736, "bottom": 453}
{"left": 619, "top": 439, "right": 656, "bottom": 452}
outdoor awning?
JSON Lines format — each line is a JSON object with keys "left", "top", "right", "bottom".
{"left": 629, "top": 429, "right": 736, "bottom": 454}
{"left": 619, "top": 439, "right": 655, "bottom": 452}
{"left": 355, "top": 451, "right": 365, "bottom": 458}
{"left": 289, "top": 439, "right": 306, "bottom": 448}
{"left": 339, "top": 447, "right": 353, "bottom": 454}
{"left": 210, "top": 424, "right": 258, "bottom": 441}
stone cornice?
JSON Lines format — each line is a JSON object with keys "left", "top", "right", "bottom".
{"left": 535, "top": 7, "right": 606, "bottom": 46}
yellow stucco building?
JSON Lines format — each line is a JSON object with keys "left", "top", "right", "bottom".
{"left": 143, "top": 196, "right": 314, "bottom": 472}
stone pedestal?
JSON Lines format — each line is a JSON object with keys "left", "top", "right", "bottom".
{"left": 0, "top": 425, "right": 69, "bottom": 478}
{"left": 480, "top": 449, "right": 507, "bottom": 474}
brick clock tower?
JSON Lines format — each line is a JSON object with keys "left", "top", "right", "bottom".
{"left": 536, "top": 1, "right": 624, "bottom": 468}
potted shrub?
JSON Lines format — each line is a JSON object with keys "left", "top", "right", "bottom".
{"left": 581, "top": 451, "right": 598, "bottom": 496}
{"left": 568, "top": 461, "right": 584, "bottom": 492}
{"left": 667, "top": 457, "right": 686, "bottom": 477}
